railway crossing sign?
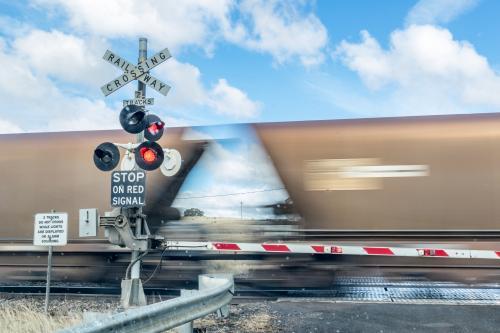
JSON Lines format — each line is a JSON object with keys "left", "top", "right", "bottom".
{"left": 111, "top": 170, "right": 146, "bottom": 207}
{"left": 33, "top": 213, "right": 68, "bottom": 246}
{"left": 101, "top": 48, "right": 171, "bottom": 96}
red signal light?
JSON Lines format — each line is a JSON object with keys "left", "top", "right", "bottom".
{"left": 140, "top": 147, "right": 157, "bottom": 163}
{"left": 135, "top": 141, "right": 164, "bottom": 171}
{"left": 144, "top": 114, "right": 165, "bottom": 142}
{"left": 147, "top": 121, "right": 164, "bottom": 135}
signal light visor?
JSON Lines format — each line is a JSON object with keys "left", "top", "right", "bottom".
{"left": 119, "top": 105, "right": 147, "bottom": 134}
{"left": 93, "top": 142, "right": 120, "bottom": 171}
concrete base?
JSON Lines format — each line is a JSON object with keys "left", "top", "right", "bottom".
{"left": 121, "top": 278, "right": 147, "bottom": 308}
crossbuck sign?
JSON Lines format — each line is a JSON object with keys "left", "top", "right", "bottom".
{"left": 101, "top": 48, "right": 171, "bottom": 96}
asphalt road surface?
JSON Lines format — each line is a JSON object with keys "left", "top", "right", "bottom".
{"left": 268, "top": 301, "right": 500, "bottom": 333}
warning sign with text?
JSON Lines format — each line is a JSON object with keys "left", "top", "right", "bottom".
{"left": 33, "top": 213, "right": 68, "bottom": 246}
{"left": 111, "top": 171, "right": 146, "bottom": 207}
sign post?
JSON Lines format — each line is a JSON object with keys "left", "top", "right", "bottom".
{"left": 129, "top": 38, "right": 148, "bottom": 308}
{"left": 33, "top": 211, "right": 68, "bottom": 314}
{"left": 45, "top": 245, "right": 52, "bottom": 314}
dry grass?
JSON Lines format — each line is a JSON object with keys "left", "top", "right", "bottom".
{"left": 0, "top": 300, "right": 82, "bottom": 333}
{"left": 192, "top": 303, "right": 278, "bottom": 333}
{"left": 197, "top": 313, "right": 274, "bottom": 332}
{"left": 0, "top": 296, "right": 118, "bottom": 333}
{"left": 1, "top": 296, "right": 278, "bottom": 333}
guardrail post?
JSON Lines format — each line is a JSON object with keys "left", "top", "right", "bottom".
{"left": 199, "top": 274, "right": 234, "bottom": 318}
{"left": 175, "top": 290, "right": 197, "bottom": 333}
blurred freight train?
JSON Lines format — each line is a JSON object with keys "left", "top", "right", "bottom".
{"left": 2, "top": 112, "right": 500, "bottom": 241}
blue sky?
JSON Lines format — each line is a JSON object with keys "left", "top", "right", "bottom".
{"left": 2, "top": 0, "right": 499, "bottom": 216}
{"left": 1, "top": 0, "right": 499, "bottom": 133}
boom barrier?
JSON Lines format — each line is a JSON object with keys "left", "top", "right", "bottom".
{"left": 164, "top": 241, "right": 500, "bottom": 259}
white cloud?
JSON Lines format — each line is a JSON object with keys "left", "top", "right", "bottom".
{"left": 0, "top": 24, "right": 259, "bottom": 133}
{"left": 406, "top": 0, "right": 478, "bottom": 26}
{"left": 34, "top": 0, "right": 233, "bottom": 53}
{"left": 157, "top": 59, "right": 260, "bottom": 119}
{"left": 208, "top": 79, "right": 260, "bottom": 118}
{"left": 0, "top": 15, "right": 34, "bottom": 37}
{"left": 34, "top": 0, "right": 327, "bottom": 66}
{"left": 156, "top": 59, "right": 207, "bottom": 107}
{"left": 0, "top": 118, "right": 23, "bottom": 134}
{"left": 13, "top": 29, "right": 114, "bottom": 87}
{"left": 0, "top": 35, "right": 118, "bottom": 133}
{"left": 335, "top": 31, "right": 392, "bottom": 90}
{"left": 45, "top": 98, "right": 118, "bottom": 131}
{"left": 335, "top": 25, "right": 500, "bottom": 115}
{"left": 0, "top": 0, "right": 325, "bottom": 132}
{"left": 229, "top": 0, "right": 328, "bottom": 66}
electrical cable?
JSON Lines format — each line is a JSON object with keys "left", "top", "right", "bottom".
{"left": 142, "top": 247, "right": 168, "bottom": 285}
{"left": 125, "top": 250, "right": 149, "bottom": 280}
{"left": 142, "top": 244, "right": 211, "bottom": 284}
{"left": 175, "top": 188, "right": 285, "bottom": 199}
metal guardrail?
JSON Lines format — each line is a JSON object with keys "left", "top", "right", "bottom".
{"left": 58, "top": 274, "right": 234, "bottom": 333}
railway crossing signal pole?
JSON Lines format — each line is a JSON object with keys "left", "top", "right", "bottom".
{"left": 129, "top": 37, "right": 148, "bottom": 307}
{"left": 87, "top": 37, "right": 182, "bottom": 308}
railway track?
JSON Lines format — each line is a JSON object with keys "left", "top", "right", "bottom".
{"left": 2, "top": 280, "right": 499, "bottom": 305}
{"left": 158, "top": 224, "right": 500, "bottom": 242}
{"left": 4, "top": 229, "right": 500, "bottom": 245}
{"left": 1, "top": 234, "right": 499, "bottom": 300}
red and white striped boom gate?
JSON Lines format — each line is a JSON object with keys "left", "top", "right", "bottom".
{"left": 164, "top": 241, "right": 500, "bottom": 259}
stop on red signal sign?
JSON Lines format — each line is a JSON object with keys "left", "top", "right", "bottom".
{"left": 111, "top": 171, "right": 146, "bottom": 207}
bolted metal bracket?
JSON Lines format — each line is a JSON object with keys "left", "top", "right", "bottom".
{"left": 100, "top": 214, "right": 146, "bottom": 250}
{"left": 99, "top": 210, "right": 165, "bottom": 251}
{"left": 114, "top": 142, "right": 140, "bottom": 152}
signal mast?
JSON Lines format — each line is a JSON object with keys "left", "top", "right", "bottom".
{"left": 91, "top": 38, "right": 180, "bottom": 308}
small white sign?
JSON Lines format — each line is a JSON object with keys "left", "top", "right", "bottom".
{"left": 123, "top": 98, "right": 154, "bottom": 107}
{"left": 79, "top": 208, "right": 98, "bottom": 237}
{"left": 34, "top": 213, "right": 68, "bottom": 246}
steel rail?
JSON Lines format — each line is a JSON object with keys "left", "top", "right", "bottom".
{"left": 4, "top": 230, "right": 500, "bottom": 244}
{"left": 57, "top": 274, "right": 233, "bottom": 333}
